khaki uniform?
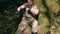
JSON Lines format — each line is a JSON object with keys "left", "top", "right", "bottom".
{"left": 15, "top": 3, "right": 39, "bottom": 34}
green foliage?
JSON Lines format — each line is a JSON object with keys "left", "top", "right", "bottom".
{"left": 0, "top": 0, "right": 20, "bottom": 34}
{"left": 0, "top": 0, "right": 28, "bottom": 34}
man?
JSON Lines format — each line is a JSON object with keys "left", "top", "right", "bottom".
{"left": 16, "top": 0, "right": 39, "bottom": 34}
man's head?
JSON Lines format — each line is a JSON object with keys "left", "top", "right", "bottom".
{"left": 28, "top": 0, "right": 34, "bottom": 5}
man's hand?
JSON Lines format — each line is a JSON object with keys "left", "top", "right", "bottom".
{"left": 17, "top": 7, "right": 21, "bottom": 11}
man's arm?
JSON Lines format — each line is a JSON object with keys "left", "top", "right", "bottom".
{"left": 16, "top": 4, "right": 26, "bottom": 17}
{"left": 17, "top": 4, "right": 26, "bottom": 11}
{"left": 30, "top": 5, "right": 39, "bottom": 15}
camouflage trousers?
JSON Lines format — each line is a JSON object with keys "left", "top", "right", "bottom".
{"left": 15, "top": 16, "right": 38, "bottom": 34}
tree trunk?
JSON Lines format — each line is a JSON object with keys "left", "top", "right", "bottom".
{"left": 34, "top": 0, "right": 59, "bottom": 34}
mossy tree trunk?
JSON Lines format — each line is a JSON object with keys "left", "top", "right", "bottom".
{"left": 34, "top": 0, "right": 59, "bottom": 34}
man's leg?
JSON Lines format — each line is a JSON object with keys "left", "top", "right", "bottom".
{"left": 32, "top": 20, "right": 38, "bottom": 34}
{"left": 15, "top": 17, "right": 28, "bottom": 34}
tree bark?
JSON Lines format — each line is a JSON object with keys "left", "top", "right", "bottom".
{"left": 34, "top": 0, "right": 59, "bottom": 34}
